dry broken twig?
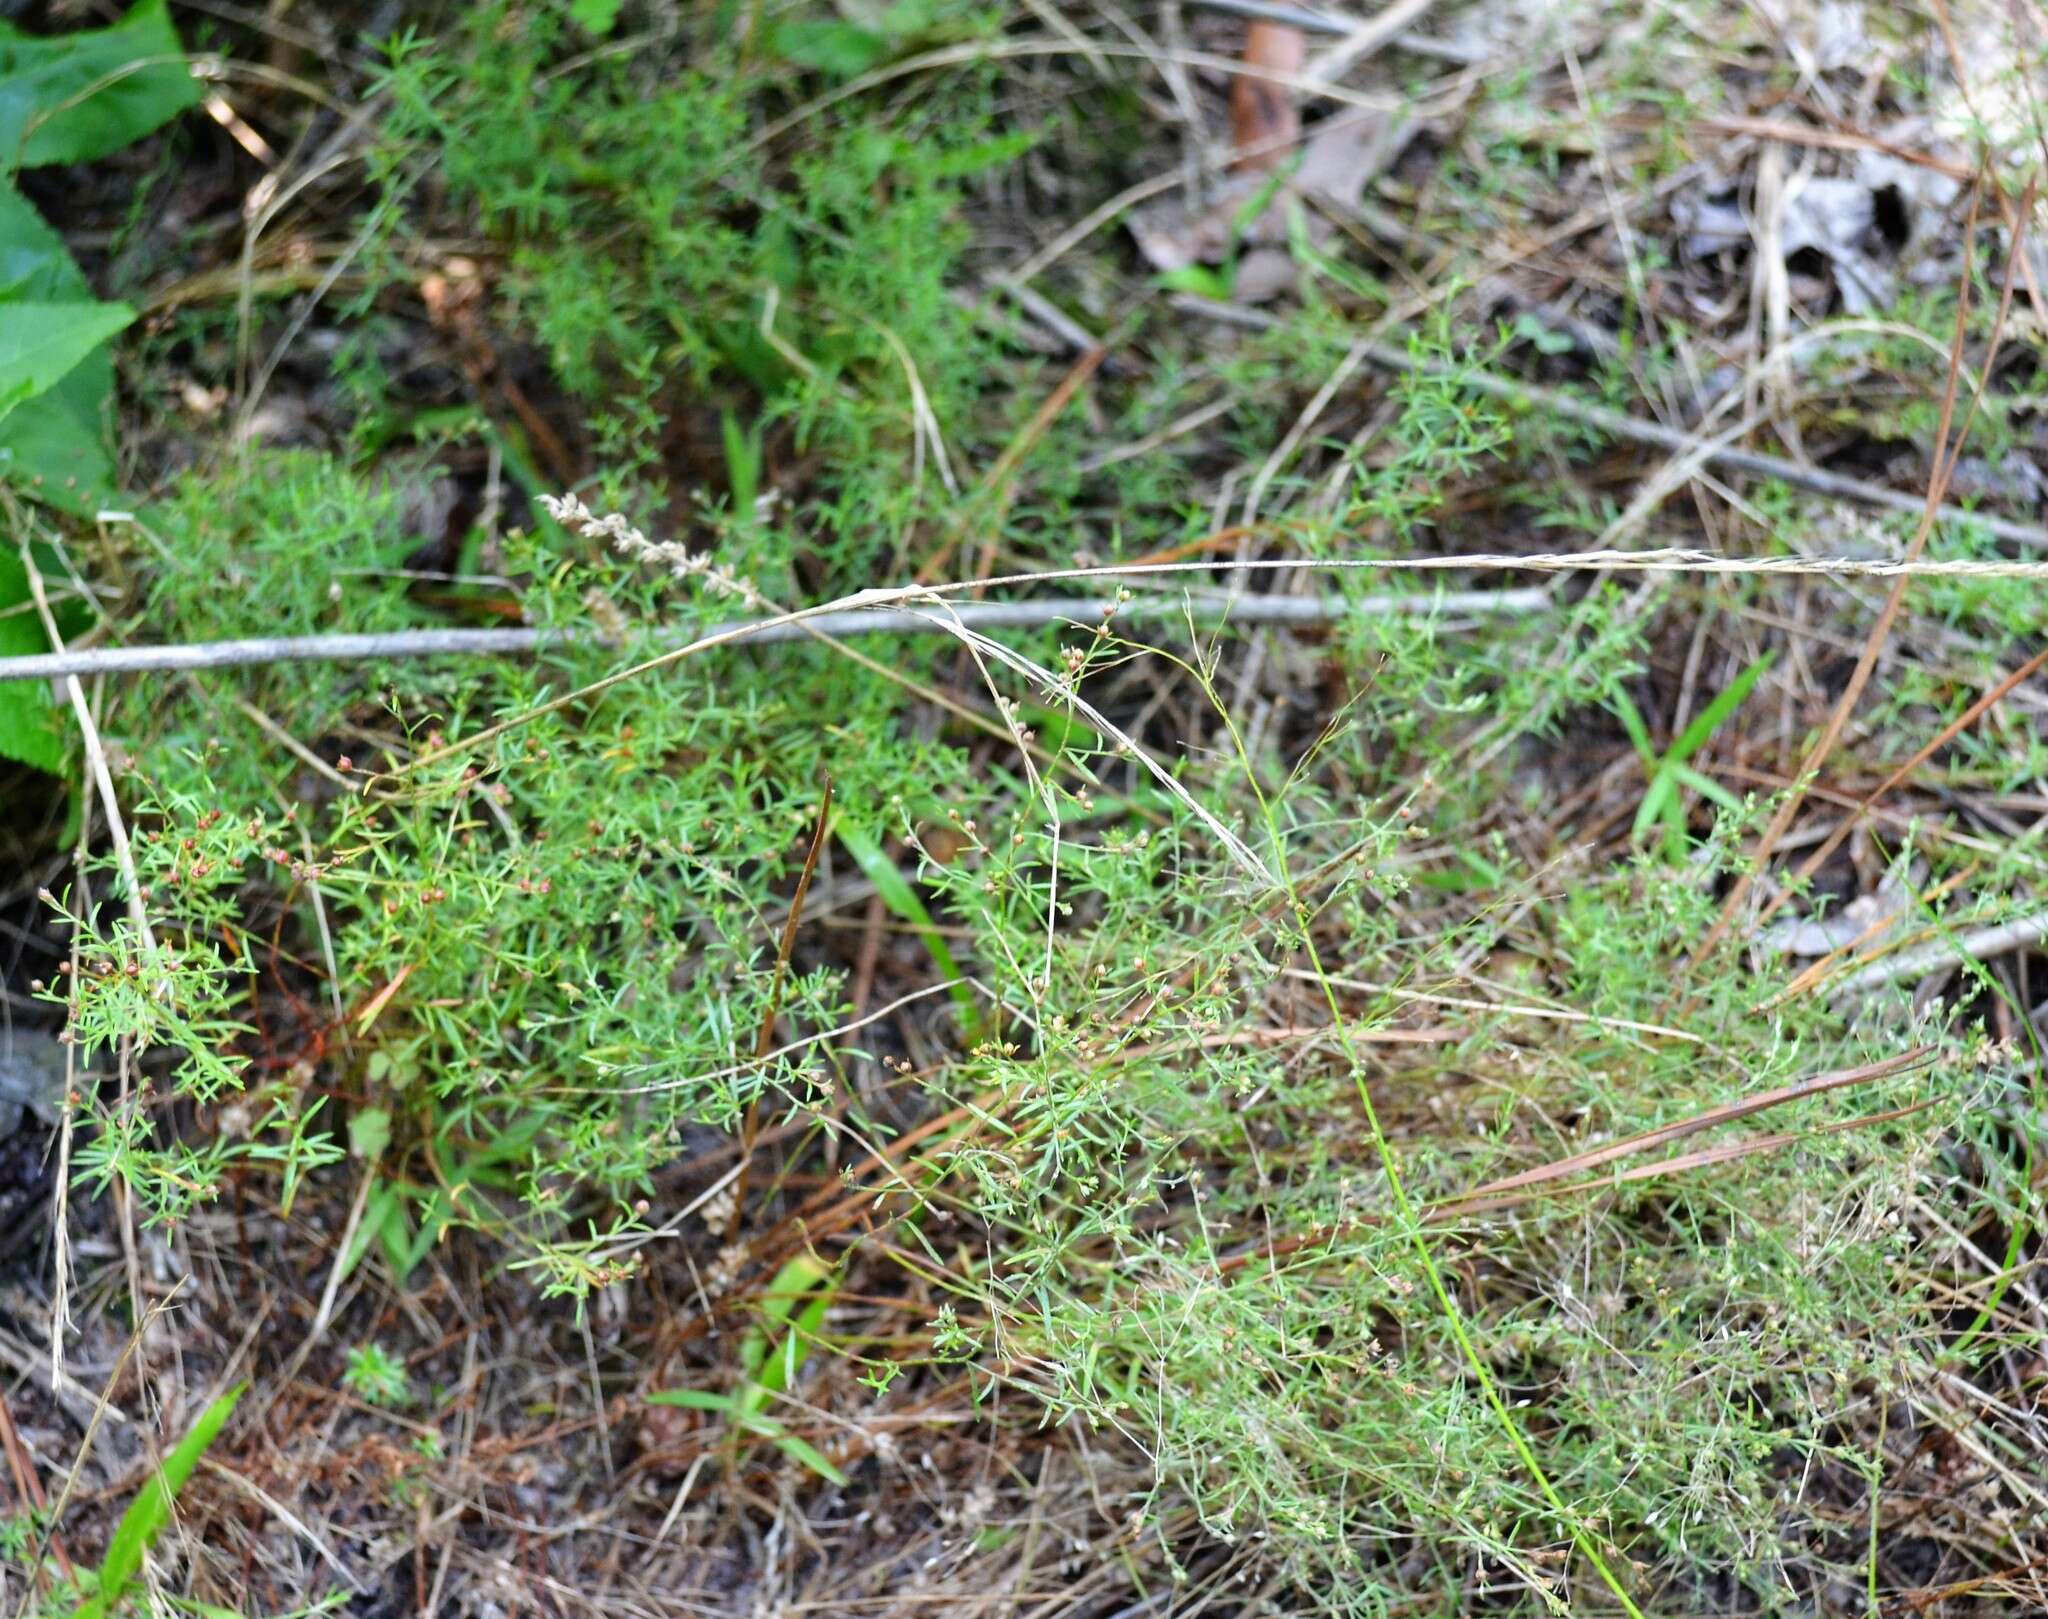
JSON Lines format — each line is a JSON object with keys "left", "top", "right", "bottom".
{"left": 1348, "top": 338, "right": 2048, "bottom": 550}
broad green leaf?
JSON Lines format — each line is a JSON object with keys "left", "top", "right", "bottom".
{"left": 772, "top": 19, "right": 889, "bottom": 77}
{"left": 0, "top": 686, "right": 62, "bottom": 771}
{"left": 0, "top": 0, "right": 198, "bottom": 170}
{"left": 73, "top": 1383, "right": 245, "bottom": 1619}
{"left": 0, "top": 299, "right": 132, "bottom": 413}
{"left": 0, "top": 182, "right": 118, "bottom": 511}
{"left": 0, "top": 362, "right": 118, "bottom": 511}
{"left": 0, "top": 177, "right": 86, "bottom": 300}
{"left": 0, "top": 547, "right": 61, "bottom": 773}
{"left": 568, "top": 0, "right": 624, "bottom": 35}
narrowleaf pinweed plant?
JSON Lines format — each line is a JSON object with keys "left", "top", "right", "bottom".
{"left": 53, "top": 417, "right": 2041, "bottom": 1615}
{"left": 57, "top": 443, "right": 2035, "bottom": 1615}
{"left": 23, "top": 4, "right": 2048, "bottom": 1614}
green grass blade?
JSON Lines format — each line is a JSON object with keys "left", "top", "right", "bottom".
{"left": 1632, "top": 769, "right": 1675, "bottom": 841}
{"left": 1608, "top": 688, "right": 1656, "bottom": 766}
{"left": 739, "top": 1253, "right": 830, "bottom": 1382}
{"left": 732, "top": 1411, "right": 849, "bottom": 1486}
{"left": 1672, "top": 762, "right": 1741, "bottom": 813}
{"left": 750, "top": 1283, "right": 834, "bottom": 1408}
{"left": 74, "top": 1383, "right": 245, "bottom": 1619}
{"left": 647, "top": 1388, "right": 736, "bottom": 1412}
{"left": 1665, "top": 651, "right": 1775, "bottom": 766}
{"left": 739, "top": 1254, "right": 836, "bottom": 1416}
{"left": 766, "top": 1430, "right": 847, "bottom": 1486}
{"left": 834, "top": 818, "right": 979, "bottom": 1032}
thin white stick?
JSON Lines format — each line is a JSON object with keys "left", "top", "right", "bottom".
{"left": 12, "top": 537, "right": 2048, "bottom": 688}
{"left": 0, "top": 585, "right": 1549, "bottom": 682}
{"left": 1305, "top": 0, "right": 1438, "bottom": 86}
{"left": 1289, "top": 970, "right": 1707, "bottom": 1042}
{"left": 14, "top": 539, "right": 154, "bottom": 953}
{"left": 1835, "top": 911, "right": 2048, "bottom": 996}
{"left": 1347, "top": 338, "right": 2048, "bottom": 549}
{"left": 1180, "top": 0, "right": 1410, "bottom": 36}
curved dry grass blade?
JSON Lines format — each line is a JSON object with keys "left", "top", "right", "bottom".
{"left": 1432, "top": 1101, "right": 1938, "bottom": 1222}
{"left": 900, "top": 596, "right": 1278, "bottom": 884}
{"left": 1437, "top": 1046, "right": 1936, "bottom": 1206}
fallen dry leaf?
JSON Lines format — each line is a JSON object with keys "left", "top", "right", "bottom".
{"left": 1128, "top": 109, "right": 1414, "bottom": 302}
{"left": 1674, "top": 140, "right": 1964, "bottom": 314}
{"left": 1230, "top": 22, "right": 1305, "bottom": 174}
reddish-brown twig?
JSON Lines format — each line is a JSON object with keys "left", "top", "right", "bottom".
{"left": 726, "top": 775, "right": 835, "bottom": 1243}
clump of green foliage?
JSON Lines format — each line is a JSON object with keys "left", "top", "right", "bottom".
{"left": 367, "top": 0, "right": 1024, "bottom": 590}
